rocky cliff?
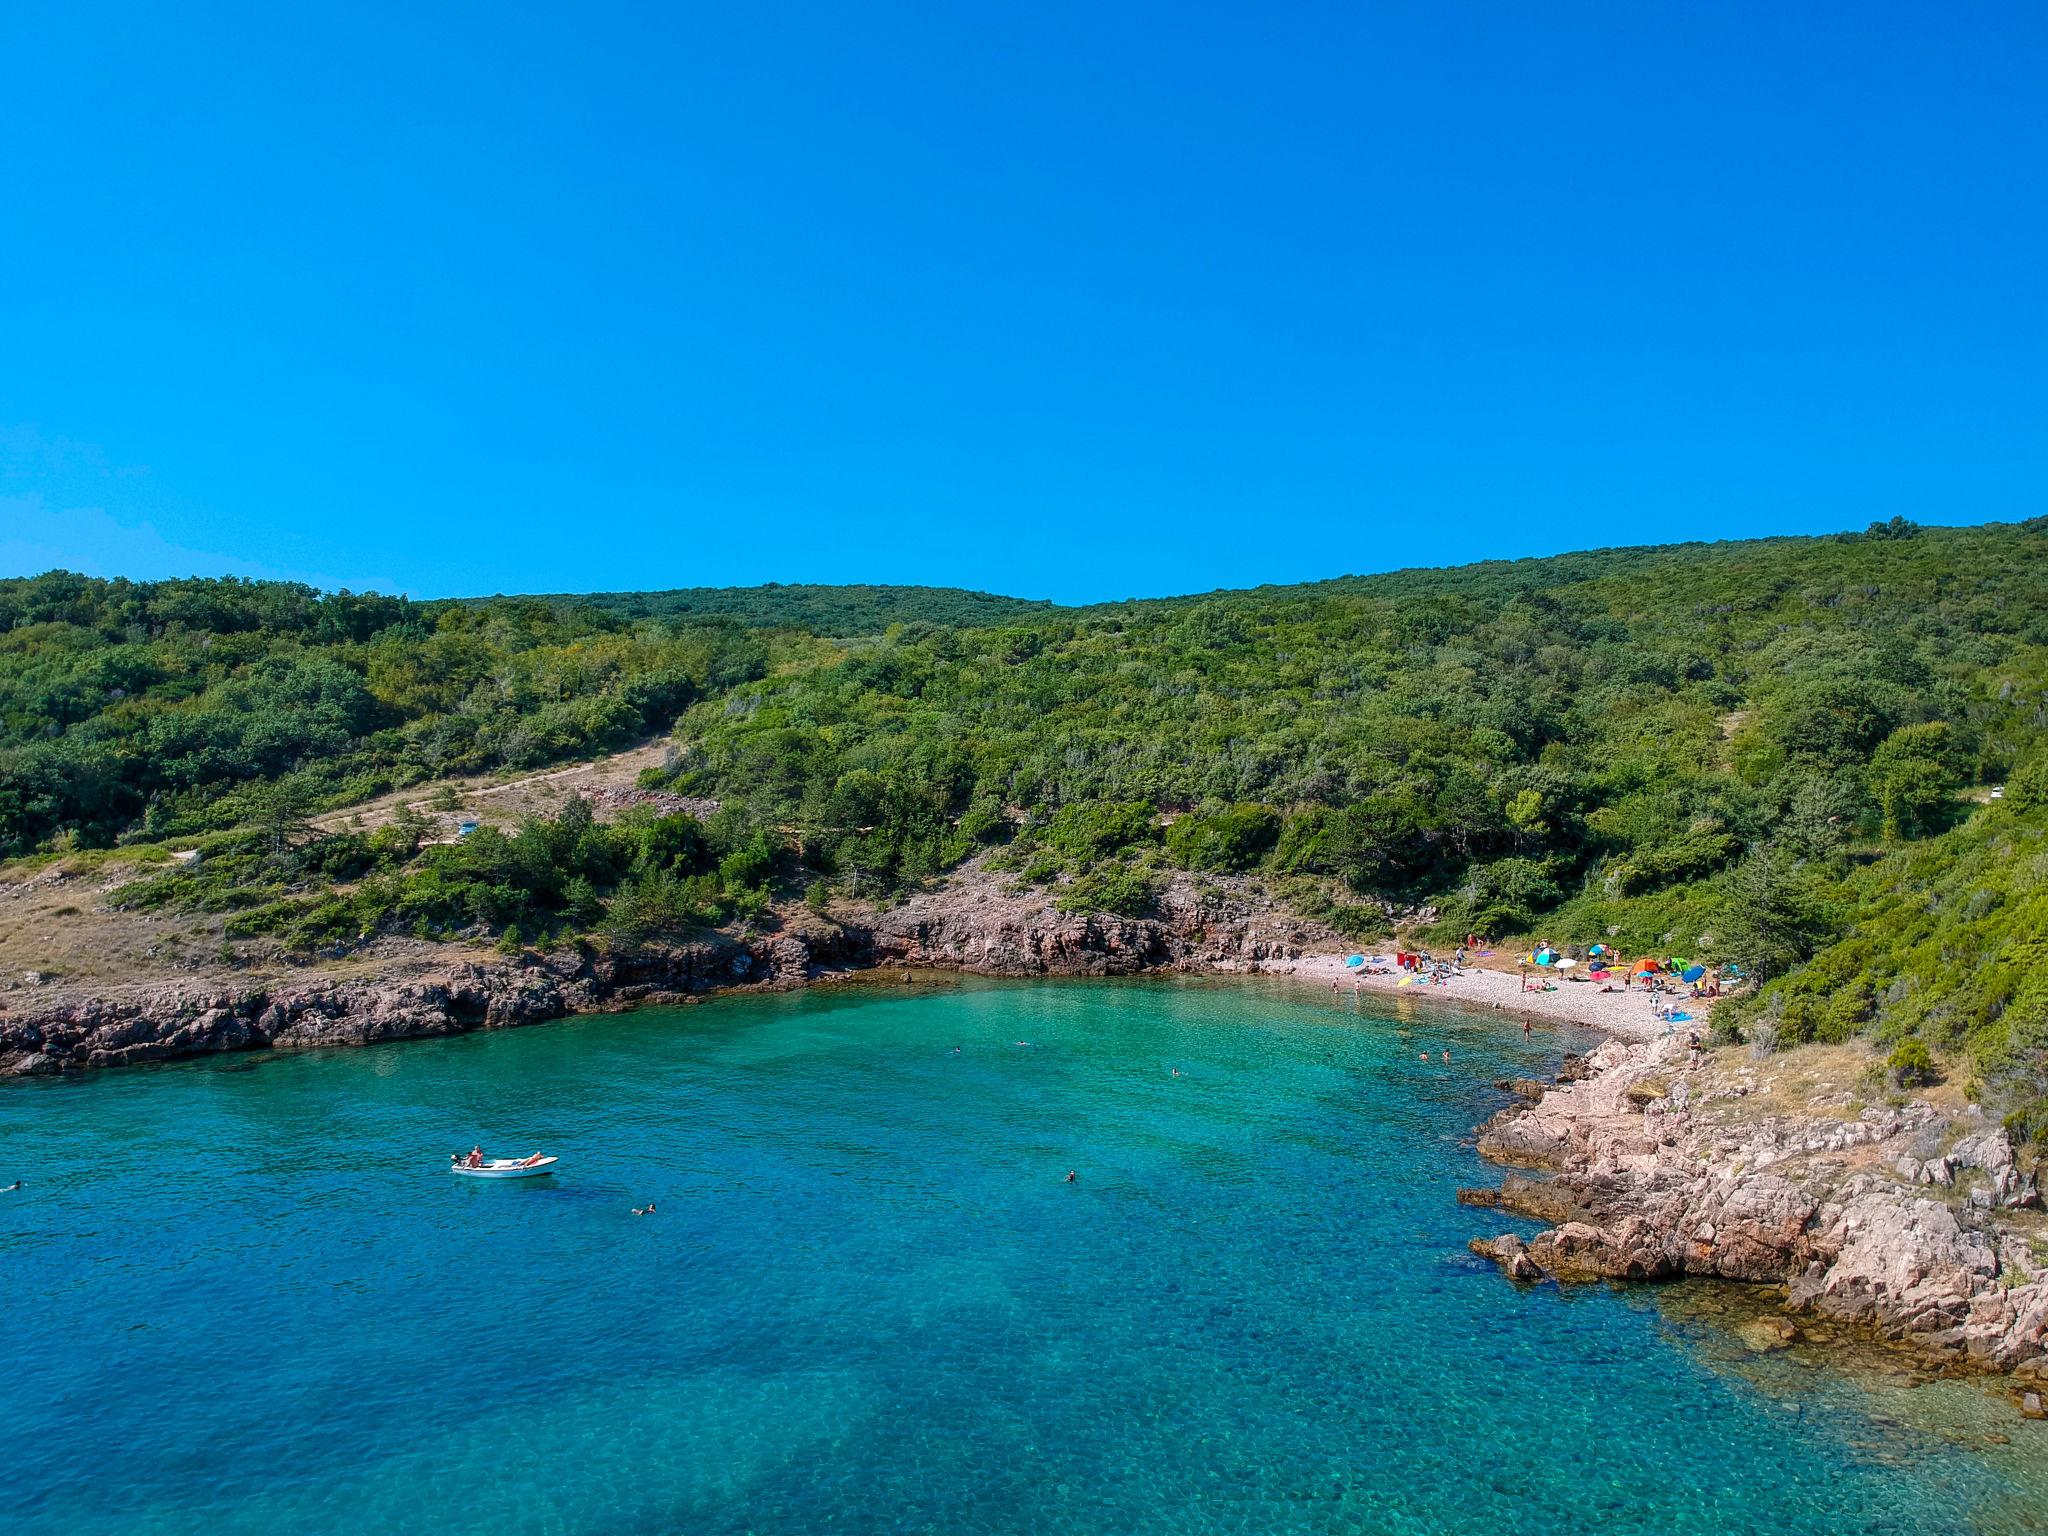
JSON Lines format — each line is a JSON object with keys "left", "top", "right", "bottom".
{"left": 1465, "top": 1034, "right": 2048, "bottom": 1398}
{"left": 868, "top": 860, "right": 1328, "bottom": 976}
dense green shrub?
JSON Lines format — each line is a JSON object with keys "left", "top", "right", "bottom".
{"left": 1869, "top": 723, "right": 1961, "bottom": 841}
{"left": 2006, "top": 755, "right": 2048, "bottom": 812}
{"left": 1451, "top": 857, "right": 1565, "bottom": 937}
{"left": 1165, "top": 804, "right": 1281, "bottom": 872}
{"left": 1033, "top": 802, "right": 1157, "bottom": 867}
{"left": 1056, "top": 862, "right": 1159, "bottom": 917}
{"left": 1887, "top": 1038, "right": 1939, "bottom": 1087}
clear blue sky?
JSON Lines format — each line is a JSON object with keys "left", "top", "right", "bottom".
{"left": 3, "top": 3, "right": 2043, "bottom": 602}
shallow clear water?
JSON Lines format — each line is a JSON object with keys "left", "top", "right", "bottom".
{"left": 5, "top": 977, "right": 2044, "bottom": 1535}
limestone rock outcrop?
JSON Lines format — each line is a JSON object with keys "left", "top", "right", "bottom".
{"left": 0, "top": 926, "right": 868, "bottom": 1076}
{"left": 1465, "top": 1035, "right": 2048, "bottom": 1386}
{"left": 868, "top": 859, "right": 1330, "bottom": 977}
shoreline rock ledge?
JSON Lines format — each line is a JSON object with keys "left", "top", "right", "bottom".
{"left": 1466, "top": 1034, "right": 2048, "bottom": 1390}
{"left": 0, "top": 934, "right": 846, "bottom": 1075}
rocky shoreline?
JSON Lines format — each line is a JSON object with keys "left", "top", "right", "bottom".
{"left": 0, "top": 861, "right": 1326, "bottom": 1076}
{"left": 1463, "top": 1032, "right": 2048, "bottom": 1409}
{"left": 0, "top": 930, "right": 842, "bottom": 1075}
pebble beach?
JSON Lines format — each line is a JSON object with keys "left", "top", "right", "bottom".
{"left": 1277, "top": 950, "right": 1707, "bottom": 1043}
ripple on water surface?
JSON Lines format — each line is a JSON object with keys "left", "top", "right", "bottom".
{"left": 3, "top": 977, "right": 2045, "bottom": 1535}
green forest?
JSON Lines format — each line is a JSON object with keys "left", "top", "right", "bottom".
{"left": 5, "top": 517, "right": 2048, "bottom": 1132}
{"left": 504, "top": 582, "right": 1054, "bottom": 635}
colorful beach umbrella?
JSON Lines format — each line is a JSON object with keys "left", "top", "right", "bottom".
{"left": 1681, "top": 965, "right": 1706, "bottom": 983}
{"left": 1630, "top": 958, "right": 1661, "bottom": 976}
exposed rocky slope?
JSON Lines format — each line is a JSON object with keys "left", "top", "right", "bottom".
{"left": 1465, "top": 1034, "right": 2048, "bottom": 1398}
{"left": 869, "top": 859, "right": 1329, "bottom": 976}
{"left": 1, "top": 859, "right": 1324, "bottom": 1075}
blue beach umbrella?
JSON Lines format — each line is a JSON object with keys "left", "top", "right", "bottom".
{"left": 1345, "top": 954, "right": 1365, "bottom": 968}
{"left": 1681, "top": 965, "right": 1706, "bottom": 983}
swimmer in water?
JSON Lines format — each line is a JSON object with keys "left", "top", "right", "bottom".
{"left": 1064, "top": 1170, "right": 1078, "bottom": 1184}
{"left": 633, "top": 1202, "right": 657, "bottom": 1216}
{"left": 1171, "top": 1067, "right": 1181, "bottom": 1078}
{"left": 1, "top": 1180, "right": 18, "bottom": 1192}
{"left": 1441, "top": 1050, "right": 1450, "bottom": 1063}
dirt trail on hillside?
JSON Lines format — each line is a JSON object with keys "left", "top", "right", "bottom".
{"left": 308, "top": 739, "right": 675, "bottom": 836}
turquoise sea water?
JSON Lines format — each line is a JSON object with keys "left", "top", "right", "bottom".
{"left": 4, "top": 977, "right": 2044, "bottom": 1535}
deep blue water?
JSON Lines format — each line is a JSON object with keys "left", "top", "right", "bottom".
{"left": 4, "top": 978, "right": 2044, "bottom": 1535}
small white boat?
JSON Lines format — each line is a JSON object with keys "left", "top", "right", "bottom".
{"left": 451, "top": 1153, "right": 557, "bottom": 1179}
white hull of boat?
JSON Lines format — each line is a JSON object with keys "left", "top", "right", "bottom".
{"left": 451, "top": 1155, "right": 557, "bottom": 1179}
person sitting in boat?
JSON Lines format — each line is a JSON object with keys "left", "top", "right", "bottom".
{"left": 466, "top": 1146, "right": 484, "bottom": 1169}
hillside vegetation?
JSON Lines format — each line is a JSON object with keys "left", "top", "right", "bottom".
{"left": 504, "top": 582, "right": 1054, "bottom": 635}
{"left": 669, "top": 520, "right": 2046, "bottom": 933}
{"left": 0, "top": 575, "right": 770, "bottom": 853}
{"left": 5, "top": 520, "right": 2048, "bottom": 1130}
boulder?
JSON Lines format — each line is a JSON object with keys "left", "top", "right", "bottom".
{"left": 1469, "top": 1234, "right": 1543, "bottom": 1281}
